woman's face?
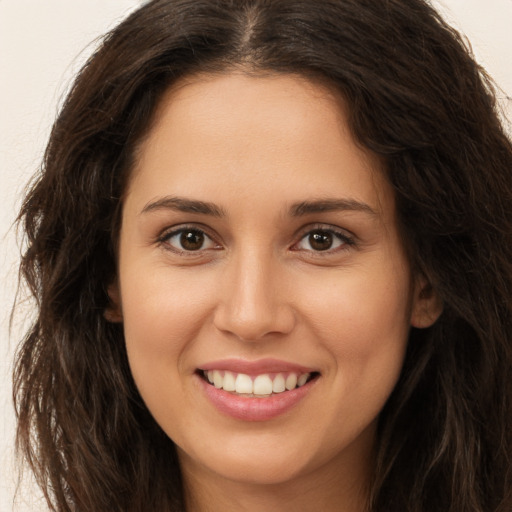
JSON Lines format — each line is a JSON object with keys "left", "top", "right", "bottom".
{"left": 111, "top": 72, "right": 435, "bottom": 491}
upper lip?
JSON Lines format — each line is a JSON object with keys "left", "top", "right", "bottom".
{"left": 198, "top": 358, "right": 317, "bottom": 375}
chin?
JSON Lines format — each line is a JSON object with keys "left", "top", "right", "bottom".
{"left": 177, "top": 430, "right": 318, "bottom": 482}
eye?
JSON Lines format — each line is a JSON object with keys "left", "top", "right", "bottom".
{"left": 293, "top": 228, "right": 353, "bottom": 252}
{"left": 160, "top": 227, "right": 219, "bottom": 252}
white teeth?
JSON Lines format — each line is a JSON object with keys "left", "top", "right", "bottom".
{"left": 203, "top": 370, "right": 314, "bottom": 395}
{"left": 297, "top": 373, "right": 309, "bottom": 387}
{"left": 253, "top": 375, "right": 273, "bottom": 396}
{"left": 235, "top": 373, "right": 253, "bottom": 394}
{"left": 223, "top": 371, "right": 236, "bottom": 392}
{"left": 272, "top": 373, "right": 286, "bottom": 393}
{"left": 285, "top": 373, "right": 297, "bottom": 390}
{"left": 213, "top": 370, "right": 223, "bottom": 389}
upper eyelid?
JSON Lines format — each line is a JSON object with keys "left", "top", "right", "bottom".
{"left": 290, "top": 225, "right": 357, "bottom": 254}
{"left": 293, "top": 223, "right": 356, "bottom": 241}
{"left": 155, "top": 222, "right": 356, "bottom": 249}
{"left": 157, "top": 226, "right": 221, "bottom": 256}
{"left": 157, "top": 223, "right": 218, "bottom": 242}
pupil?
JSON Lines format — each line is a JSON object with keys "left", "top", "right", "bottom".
{"left": 181, "top": 230, "right": 204, "bottom": 250}
{"left": 309, "top": 231, "right": 332, "bottom": 251}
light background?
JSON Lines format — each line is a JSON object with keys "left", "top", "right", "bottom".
{"left": 1, "top": 1, "right": 511, "bottom": 510}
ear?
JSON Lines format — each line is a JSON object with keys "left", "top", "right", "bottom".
{"left": 104, "top": 281, "right": 123, "bottom": 323}
{"left": 410, "top": 274, "right": 443, "bottom": 328}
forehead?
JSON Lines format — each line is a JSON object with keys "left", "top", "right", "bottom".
{"left": 128, "top": 71, "right": 390, "bottom": 219}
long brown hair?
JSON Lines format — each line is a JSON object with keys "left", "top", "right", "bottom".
{"left": 14, "top": 1, "right": 512, "bottom": 510}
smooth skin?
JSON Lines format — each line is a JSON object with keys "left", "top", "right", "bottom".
{"left": 108, "top": 72, "right": 441, "bottom": 512}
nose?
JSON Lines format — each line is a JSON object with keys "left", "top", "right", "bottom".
{"left": 213, "top": 248, "right": 296, "bottom": 342}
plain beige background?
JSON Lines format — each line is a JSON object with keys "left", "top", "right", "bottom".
{"left": 1, "top": 1, "right": 511, "bottom": 510}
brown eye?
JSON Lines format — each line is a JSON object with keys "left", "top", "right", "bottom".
{"left": 180, "top": 230, "right": 205, "bottom": 251}
{"left": 162, "top": 228, "right": 218, "bottom": 252}
{"left": 294, "top": 228, "right": 352, "bottom": 253}
{"left": 308, "top": 231, "right": 333, "bottom": 251}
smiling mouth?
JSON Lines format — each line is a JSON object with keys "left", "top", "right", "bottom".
{"left": 198, "top": 369, "right": 319, "bottom": 397}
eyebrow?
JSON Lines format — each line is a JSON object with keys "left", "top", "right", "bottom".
{"left": 140, "top": 195, "right": 377, "bottom": 218}
{"left": 141, "top": 196, "right": 226, "bottom": 217}
{"left": 290, "top": 198, "right": 378, "bottom": 217}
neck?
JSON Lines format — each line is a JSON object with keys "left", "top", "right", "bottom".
{"left": 186, "top": 478, "right": 368, "bottom": 512}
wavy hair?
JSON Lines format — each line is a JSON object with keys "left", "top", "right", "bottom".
{"left": 14, "top": 0, "right": 512, "bottom": 510}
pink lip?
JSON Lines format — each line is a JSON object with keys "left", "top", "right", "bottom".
{"left": 198, "top": 358, "right": 316, "bottom": 376}
{"left": 195, "top": 359, "right": 319, "bottom": 422}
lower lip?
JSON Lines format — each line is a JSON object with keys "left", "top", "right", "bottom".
{"left": 197, "top": 374, "right": 317, "bottom": 422}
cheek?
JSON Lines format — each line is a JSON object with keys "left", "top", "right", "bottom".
{"left": 306, "top": 261, "right": 411, "bottom": 332}
{"left": 119, "top": 265, "right": 216, "bottom": 388}
{"left": 302, "top": 262, "right": 412, "bottom": 387}
{"left": 118, "top": 267, "right": 222, "bottom": 437}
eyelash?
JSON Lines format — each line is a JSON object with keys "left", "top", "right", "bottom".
{"left": 157, "top": 225, "right": 221, "bottom": 255}
{"left": 157, "top": 224, "right": 356, "bottom": 256}
{"left": 291, "top": 225, "right": 355, "bottom": 254}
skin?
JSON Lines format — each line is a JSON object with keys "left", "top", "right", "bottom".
{"left": 108, "top": 72, "right": 441, "bottom": 512}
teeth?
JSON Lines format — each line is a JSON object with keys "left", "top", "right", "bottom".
{"left": 272, "top": 374, "right": 286, "bottom": 393}
{"left": 285, "top": 373, "right": 297, "bottom": 390}
{"left": 202, "top": 370, "right": 313, "bottom": 395}
{"left": 253, "top": 375, "right": 273, "bottom": 395}
{"left": 297, "top": 374, "right": 309, "bottom": 387}
{"left": 235, "top": 373, "right": 253, "bottom": 394}
{"left": 213, "top": 370, "right": 223, "bottom": 389}
{"left": 223, "top": 371, "right": 236, "bottom": 392}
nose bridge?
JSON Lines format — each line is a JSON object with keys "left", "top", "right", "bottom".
{"left": 214, "top": 243, "right": 294, "bottom": 341}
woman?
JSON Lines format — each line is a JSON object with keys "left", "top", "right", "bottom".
{"left": 14, "top": 0, "right": 512, "bottom": 511}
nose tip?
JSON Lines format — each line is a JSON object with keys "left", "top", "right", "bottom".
{"left": 212, "top": 261, "right": 295, "bottom": 342}
{"left": 214, "top": 302, "right": 296, "bottom": 342}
